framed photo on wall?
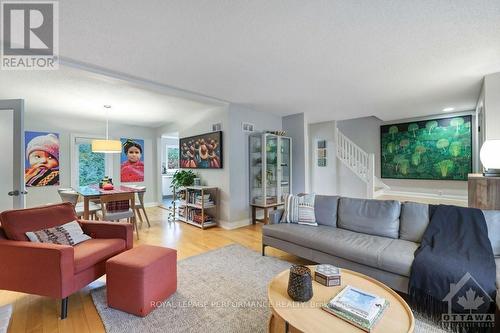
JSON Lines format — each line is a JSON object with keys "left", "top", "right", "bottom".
{"left": 120, "top": 138, "right": 145, "bottom": 182}
{"left": 25, "top": 131, "right": 60, "bottom": 187}
{"left": 180, "top": 131, "right": 223, "bottom": 169}
{"left": 380, "top": 115, "right": 472, "bottom": 180}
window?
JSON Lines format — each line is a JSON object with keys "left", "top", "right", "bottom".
{"left": 167, "top": 145, "right": 179, "bottom": 171}
{"left": 73, "top": 136, "right": 111, "bottom": 187}
{"left": 78, "top": 143, "right": 105, "bottom": 186}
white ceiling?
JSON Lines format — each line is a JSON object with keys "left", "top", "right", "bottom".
{"left": 0, "top": 66, "right": 222, "bottom": 128}
{"left": 56, "top": 0, "right": 500, "bottom": 122}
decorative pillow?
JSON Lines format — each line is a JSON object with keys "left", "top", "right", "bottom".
{"left": 25, "top": 221, "right": 91, "bottom": 246}
{"left": 281, "top": 194, "right": 317, "bottom": 226}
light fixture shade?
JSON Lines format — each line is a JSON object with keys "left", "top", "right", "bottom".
{"left": 91, "top": 139, "right": 122, "bottom": 153}
{"left": 480, "top": 140, "right": 500, "bottom": 170}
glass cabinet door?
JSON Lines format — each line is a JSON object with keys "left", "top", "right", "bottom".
{"left": 265, "top": 135, "right": 278, "bottom": 205}
{"left": 249, "top": 134, "right": 263, "bottom": 205}
{"left": 279, "top": 137, "right": 291, "bottom": 202}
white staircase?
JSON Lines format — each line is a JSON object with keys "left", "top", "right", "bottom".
{"left": 335, "top": 127, "right": 389, "bottom": 198}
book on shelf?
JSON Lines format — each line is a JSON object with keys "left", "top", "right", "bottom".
{"left": 322, "top": 285, "right": 388, "bottom": 332}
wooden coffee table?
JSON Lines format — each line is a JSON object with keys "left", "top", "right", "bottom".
{"left": 268, "top": 266, "right": 414, "bottom": 333}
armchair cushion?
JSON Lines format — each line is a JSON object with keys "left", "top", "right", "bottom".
{"left": 74, "top": 238, "right": 126, "bottom": 273}
{"left": 79, "top": 220, "right": 133, "bottom": 250}
{"left": 0, "top": 202, "right": 77, "bottom": 241}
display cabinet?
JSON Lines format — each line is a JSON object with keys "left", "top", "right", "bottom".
{"left": 249, "top": 133, "right": 292, "bottom": 206}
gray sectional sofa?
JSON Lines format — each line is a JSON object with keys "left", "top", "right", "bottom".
{"left": 262, "top": 195, "right": 500, "bottom": 307}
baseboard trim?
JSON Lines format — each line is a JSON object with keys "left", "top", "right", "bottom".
{"left": 218, "top": 218, "right": 252, "bottom": 230}
{"left": 379, "top": 190, "right": 468, "bottom": 203}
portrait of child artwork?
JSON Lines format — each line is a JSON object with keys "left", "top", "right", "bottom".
{"left": 24, "top": 131, "right": 60, "bottom": 187}
{"left": 120, "top": 138, "right": 145, "bottom": 182}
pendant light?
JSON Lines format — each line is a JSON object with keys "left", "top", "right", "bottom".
{"left": 91, "top": 105, "right": 122, "bottom": 153}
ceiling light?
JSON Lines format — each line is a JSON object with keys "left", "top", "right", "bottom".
{"left": 442, "top": 107, "right": 455, "bottom": 112}
{"left": 92, "top": 105, "right": 122, "bottom": 153}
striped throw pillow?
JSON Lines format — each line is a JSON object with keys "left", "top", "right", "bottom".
{"left": 281, "top": 194, "right": 317, "bottom": 226}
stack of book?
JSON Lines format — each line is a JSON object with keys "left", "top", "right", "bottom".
{"left": 192, "top": 212, "right": 213, "bottom": 224}
{"left": 253, "top": 196, "right": 277, "bottom": 205}
{"left": 194, "top": 194, "right": 214, "bottom": 207}
{"left": 322, "top": 285, "right": 388, "bottom": 332}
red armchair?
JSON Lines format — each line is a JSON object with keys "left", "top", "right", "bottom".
{"left": 0, "top": 202, "right": 132, "bottom": 319}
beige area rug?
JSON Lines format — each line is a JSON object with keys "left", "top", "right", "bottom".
{"left": 91, "top": 244, "right": 448, "bottom": 333}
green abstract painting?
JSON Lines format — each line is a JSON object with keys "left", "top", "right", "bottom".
{"left": 381, "top": 115, "right": 472, "bottom": 180}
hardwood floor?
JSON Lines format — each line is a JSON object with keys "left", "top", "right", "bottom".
{"left": 1, "top": 207, "right": 308, "bottom": 333}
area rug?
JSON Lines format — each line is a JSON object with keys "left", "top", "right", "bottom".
{"left": 91, "top": 244, "right": 448, "bottom": 333}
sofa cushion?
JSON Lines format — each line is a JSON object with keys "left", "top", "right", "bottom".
{"left": 73, "top": 238, "right": 126, "bottom": 273}
{"left": 495, "top": 258, "right": 500, "bottom": 308}
{"left": 378, "top": 239, "right": 419, "bottom": 277}
{"left": 337, "top": 197, "right": 401, "bottom": 239}
{"left": 483, "top": 210, "right": 500, "bottom": 257}
{"left": 314, "top": 195, "right": 339, "bottom": 227}
{"left": 0, "top": 202, "right": 77, "bottom": 241}
{"left": 400, "top": 202, "right": 429, "bottom": 243}
{"left": 263, "top": 224, "right": 392, "bottom": 268}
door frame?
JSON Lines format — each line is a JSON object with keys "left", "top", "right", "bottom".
{"left": 0, "top": 99, "right": 25, "bottom": 209}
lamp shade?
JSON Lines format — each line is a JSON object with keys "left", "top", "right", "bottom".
{"left": 480, "top": 140, "right": 500, "bottom": 170}
{"left": 91, "top": 139, "right": 122, "bottom": 153}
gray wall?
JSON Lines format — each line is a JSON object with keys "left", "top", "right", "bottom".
{"left": 309, "top": 113, "right": 473, "bottom": 200}
{"left": 283, "top": 113, "right": 309, "bottom": 194}
{"left": 24, "top": 113, "right": 159, "bottom": 207}
{"left": 308, "top": 121, "right": 338, "bottom": 195}
{"left": 228, "top": 104, "right": 283, "bottom": 225}
{"left": 484, "top": 72, "right": 500, "bottom": 140}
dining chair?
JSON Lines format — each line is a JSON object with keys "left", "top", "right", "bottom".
{"left": 98, "top": 193, "right": 139, "bottom": 239}
{"left": 58, "top": 190, "right": 100, "bottom": 220}
{"left": 135, "top": 189, "right": 151, "bottom": 229}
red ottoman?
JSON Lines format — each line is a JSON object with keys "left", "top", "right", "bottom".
{"left": 106, "top": 245, "right": 177, "bottom": 317}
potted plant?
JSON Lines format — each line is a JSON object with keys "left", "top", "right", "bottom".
{"left": 171, "top": 170, "right": 197, "bottom": 189}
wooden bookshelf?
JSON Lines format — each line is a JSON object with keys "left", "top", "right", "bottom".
{"left": 176, "top": 186, "right": 218, "bottom": 229}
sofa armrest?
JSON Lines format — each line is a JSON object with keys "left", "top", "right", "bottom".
{"left": 269, "top": 209, "right": 284, "bottom": 224}
{"left": 0, "top": 239, "right": 74, "bottom": 298}
{"left": 79, "top": 220, "right": 133, "bottom": 249}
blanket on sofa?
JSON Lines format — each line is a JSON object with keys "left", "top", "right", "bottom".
{"left": 409, "top": 204, "right": 496, "bottom": 331}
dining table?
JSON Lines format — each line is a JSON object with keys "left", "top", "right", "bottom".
{"left": 75, "top": 184, "right": 146, "bottom": 220}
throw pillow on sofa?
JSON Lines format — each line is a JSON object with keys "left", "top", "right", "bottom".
{"left": 281, "top": 193, "right": 317, "bottom": 226}
{"left": 25, "top": 221, "right": 91, "bottom": 246}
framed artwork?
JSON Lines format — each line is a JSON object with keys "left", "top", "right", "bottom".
{"left": 180, "top": 131, "right": 223, "bottom": 169}
{"left": 380, "top": 115, "right": 472, "bottom": 180}
{"left": 317, "top": 140, "right": 327, "bottom": 167}
{"left": 25, "top": 131, "right": 60, "bottom": 187}
{"left": 120, "top": 138, "right": 144, "bottom": 182}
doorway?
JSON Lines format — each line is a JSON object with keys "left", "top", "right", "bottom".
{"left": 0, "top": 99, "right": 25, "bottom": 211}
{"left": 160, "top": 133, "right": 179, "bottom": 210}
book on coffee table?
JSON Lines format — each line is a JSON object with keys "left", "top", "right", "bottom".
{"left": 322, "top": 285, "right": 388, "bottom": 332}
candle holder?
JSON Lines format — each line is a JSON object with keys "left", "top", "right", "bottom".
{"left": 287, "top": 265, "right": 313, "bottom": 302}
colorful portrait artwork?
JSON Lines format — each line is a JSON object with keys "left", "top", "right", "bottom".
{"left": 180, "top": 131, "right": 223, "bottom": 169}
{"left": 24, "top": 131, "right": 60, "bottom": 187}
{"left": 120, "top": 138, "right": 145, "bottom": 182}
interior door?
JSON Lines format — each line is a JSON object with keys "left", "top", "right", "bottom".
{"left": 0, "top": 99, "right": 25, "bottom": 211}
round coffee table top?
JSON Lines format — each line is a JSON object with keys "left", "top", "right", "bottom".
{"left": 268, "top": 266, "right": 414, "bottom": 333}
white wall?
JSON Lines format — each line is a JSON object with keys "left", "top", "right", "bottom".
{"left": 283, "top": 113, "right": 309, "bottom": 193}
{"left": 484, "top": 72, "right": 500, "bottom": 140}
{"left": 24, "top": 113, "right": 159, "bottom": 207}
{"left": 227, "top": 104, "right": 283, "bottom": 226}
